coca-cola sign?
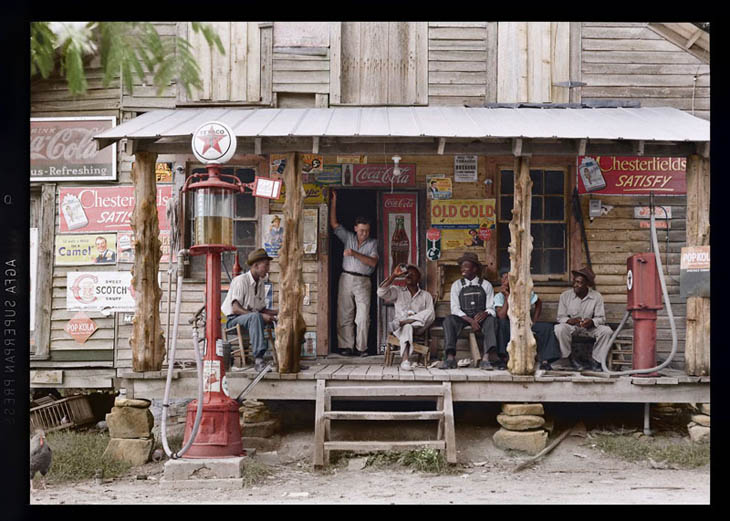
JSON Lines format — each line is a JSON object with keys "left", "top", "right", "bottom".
{"left": 353, "top": 164, "right": 416, "bottom": 187}
{"left": 31, "top": 117, "right": 117, "bottom": 181}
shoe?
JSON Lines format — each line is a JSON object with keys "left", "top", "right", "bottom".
{"left": 539, "top": 360, "right": 553, "bottom": 371}
{"left": 479, "top": 360, "right": 494, "bottom": 371}
{"left": 359, "top": 350, "right": 369, "bottom": 358}
{"left": 494, "top": 359, "right": 508, "bottom": 370}
{"left": 254, "top": 358, "right": 266, "bottom": 373}
{"left": 340, "top": 348, "right": 354, "bottom": 357}
{"left": 587, "top": 360, "right": 603, "bottom": 372}
{"left": 569, "top": 357, "right": 585, "bottom": 371}
{"left": 400, "top": 360, "right": 413, "bottom": 371}
{"left": 439, "top": 358, "right": 457, "bottom": 369}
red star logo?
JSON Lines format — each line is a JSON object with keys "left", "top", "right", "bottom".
{"left": 197, "top": 126, "right": 225, "bottom": 155}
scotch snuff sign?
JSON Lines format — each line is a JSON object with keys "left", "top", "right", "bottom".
{"left": 191, "top": 121, "right": 237, "bottom": 164}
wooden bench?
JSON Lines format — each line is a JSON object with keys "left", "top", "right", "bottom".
{"left": 313, "top": 380, "right": 456, "bottom": 467}
{"left": 428, "top": 323, "right": 482, "bottom": 367}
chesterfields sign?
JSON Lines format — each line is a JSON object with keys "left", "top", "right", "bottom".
{"left": 31, "top": 117, "right": 117, "bottom": 181}
{"left": 577, "top": 156, "right": 686, "bottom": 195}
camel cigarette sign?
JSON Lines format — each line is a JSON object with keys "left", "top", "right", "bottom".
{"left": 31, "top": 117, "right": 117, "bottom": 181}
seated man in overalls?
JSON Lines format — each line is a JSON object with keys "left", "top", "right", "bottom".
{"left": 440, "top": 252, "right": 498, "bottom": 370}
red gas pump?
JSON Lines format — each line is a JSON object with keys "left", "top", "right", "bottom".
{"left": 626, "top": 252, "right": 663, "bottom": 377}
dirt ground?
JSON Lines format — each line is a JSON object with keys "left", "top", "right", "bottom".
{"left": 29, "top": 421, "right": 710, "bottom": 505}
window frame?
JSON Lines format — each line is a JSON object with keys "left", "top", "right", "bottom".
{"left": 497, "top": 164, "right": 570, "bottom": 282}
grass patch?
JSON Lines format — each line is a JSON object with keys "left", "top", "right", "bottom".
{"left": 588, "top": 433, "right": 710, "bottom": 469}
{"left": 154, "top": 433, "right": 184, "bottom": 454}
{"left": 43, "top": 430, "right": 132, "bottom": 484}
{"left": 365, "top": 448, "right": 457, "bottom": 474}
{"left": 241, "top": 459, "right": 271, "bottom": 488}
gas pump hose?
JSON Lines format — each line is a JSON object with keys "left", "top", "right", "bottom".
{"left": 161, "top": 249, "right": 205, "bottom": 459}
{"left": 599, "top": 206, "right": 678, "bottom": 375}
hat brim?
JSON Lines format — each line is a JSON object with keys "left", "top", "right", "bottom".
{"left": 456, "top": 255, "right": 481, "bottom": 267}
{"left": 248, "top": 255, "right": 274, "bottom": 266}
{"left": 571, "top": 270, "right": 595, "bottom": 285}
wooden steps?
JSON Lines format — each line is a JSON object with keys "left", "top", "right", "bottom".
{"left": 313, "top": 380, "right": 456, "bottom": 467}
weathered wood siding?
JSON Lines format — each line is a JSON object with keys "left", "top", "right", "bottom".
{"left": 497, "top": 22, "right": 571, "bottom": 103}
{"left": 178, "top": 21, "right": 272, "bottom": 105}
{"left": 337, "top": 22, "right": 428, "bottom": 105}
{"left": 581, "top": 22, "right": 710, "bottom": 120}
{"left": 427, "top": 22, "right": 488, "bottom": 106}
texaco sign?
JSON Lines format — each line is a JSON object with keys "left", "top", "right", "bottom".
{"left": 191, "top": 121, "right": 237, "bottom": 164}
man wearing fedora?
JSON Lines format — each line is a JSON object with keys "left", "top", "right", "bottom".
{"left": 441, "top": 252, "right": 498, "bottom": 370}
{"left": 554, "top": 266, "right": 613, "bottom": 371}
{"left": 221, "top": 248, "right": 278, "bottom": 372}
{"left": 377, "top": 263, "right": 435, "bottom": 371}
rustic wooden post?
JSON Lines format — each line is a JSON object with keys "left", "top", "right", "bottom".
{"left": 274, "top": 152, "right": 306, "bottom": 373}
{"left": 506, "top": 156, "right": 537, "bottom": 375}
{"left": 129, "top": 150, "right": 165, "bottom": 372}
{"left": 684, "top": 153, "right": 710, "bottom": 376}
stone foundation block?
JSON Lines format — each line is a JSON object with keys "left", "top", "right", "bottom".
{"left": 103, "top": 437, "right": 154, "bottom": 466}
{"left": 106, "top": 406, "right": 154, "bottom": 439}
{"left": 115, "top": 398, "right": 152, "bottom": 409}
{"left": 163, "top": 456, "right": 246, "bottom": 481}
{"left": 241, "top": 435, "right": 280, "bottom": 452}
{"left": 159, "top": 477, "right": 243, "bottom": 490}
{"left": 240, "top": 418, "right": 280, "bottom": 438}
{"left": 502, "top": 403, "right": 544, "bottom": 416}
{"left": 691, "top": 414, "right": 710, "bottom": 427}
{"left": 688, "top": 424, "right": 710, "bottom": 443}
{"left": 497, "top": 413, "right": 545, "bottom": 431}
{"left": 700, "top": 403, "right": 710, "bottom": 415}
{"left": 492, "top": 428, "right": 547, "bottom": 455}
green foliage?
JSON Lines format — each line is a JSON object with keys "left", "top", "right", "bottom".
{"left": 365, "top": 448, "right": 456, "bottom": 474}
{"left": 588, "top": 433, "right": 710, "bottom": 469}
{"left": 241, "top": 459, "right": 271, "bottom": 488}
{"left": 42, "top": 430, "right": 131, "bottom": 484}
{"left": 30, "top": 21, "right": 225, "bottom": 96}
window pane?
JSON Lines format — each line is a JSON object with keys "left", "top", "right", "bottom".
{"left": 544, "top": 196, "right": 564, "bottom": 221}
{"left": 498, "top": 249, "right": 510, "bottom": 271}
{"left": 530, "top": 223, "right": 543, "bottom": 249}
{"left": 235, "top": 192, "right": 256, "bottom": 218}
{"left": 235, "top": 168, "right": 256, "bottom": 184}
{"left": 531, "top": 249, "right": 544, "bottom": 274}
{"left": 498, "top": 223, "right": 510, "bottom": 249}
{"left": 544, "top": 223, "right": 565, "bottom": 248}
{"left": 530, "top": 170, "right": 543, "bottom": 195}
{"left": 235, "top": 221, "right": 257, "bottom": 247}
{"left": 500, "top": 196, "right": 513, "bottom": 221}
{"left": 546, "top": 249, "right": 566, "bottom": 274}
{"left": 545, "top": 170, "right": 564, "bottom": 194}
{"left": 501, "top": 170, "right": 514, "bottom": 194}
{"left": 531, "top": 196, "right": 543, "bottom": 220}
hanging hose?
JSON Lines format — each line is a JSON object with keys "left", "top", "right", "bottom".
{"left": 161, "top": 249, "right": 205, "bottom": 459}
{"left": 600, "top": 194, "right": 678, "bottom": 375}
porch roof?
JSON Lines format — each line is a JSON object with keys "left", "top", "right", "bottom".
{"left": 94, "top": 106, "right": 709, "bottom": 152}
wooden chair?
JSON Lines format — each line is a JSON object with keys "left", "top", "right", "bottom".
{"left": 384, "top": 328, "right": 431, "bottom": 367}
{"left": 223, "top": 323, "right": 278, "bottom": 368}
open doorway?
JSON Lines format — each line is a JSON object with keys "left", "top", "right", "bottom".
{"left": 328, "top": 189, "right": 379, "bottom": 355}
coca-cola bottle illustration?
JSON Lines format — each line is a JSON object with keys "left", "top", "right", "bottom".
{"left": 391, "top": 215, "right": 410, "bottom": 273}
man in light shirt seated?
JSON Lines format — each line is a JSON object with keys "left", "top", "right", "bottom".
{"left": 377, "top": 264, "right": 435, "bottom": 371}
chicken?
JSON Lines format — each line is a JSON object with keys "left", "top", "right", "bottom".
{"left": 30, "top": 429, "right": 52, "bottom": 492}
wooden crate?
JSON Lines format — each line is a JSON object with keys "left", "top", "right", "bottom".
{"left": 30, "top": 394, "right": 95, "bottom": 433}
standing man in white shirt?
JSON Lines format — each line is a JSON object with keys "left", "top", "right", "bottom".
{"left": 221, "top": 248, "right": 278, "bottom": 372}
{"left": 377, "top": 264, "right": 435, "bottom": 371}
{"left": 441, "top": 252, "right": 497, "bottom": 370}
{"left": 330, "top": 190, "right": 379, "bottom": 356}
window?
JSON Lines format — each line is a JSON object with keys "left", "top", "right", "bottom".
{"left": 498, "top": 168, "right": 567, "bottom": 276}
{"left": 186, "top": 166, "right": 259, "bottom": 279}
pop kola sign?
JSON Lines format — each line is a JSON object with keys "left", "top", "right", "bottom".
{"left": 577, "top": 156, "right": 686, "bottom": 195}
{"left": 59, "top": 185, "right": 172, "bottom": 233}
{"left": 353, "top": 164, "right": 416, "bottom": 187}
{"left": 66, "top": 271, "right": 135, "bottom": 312}
{"left": 31, "top": 117, "right": 117, "bottom": 181}
{"left": 64, "top": 312, "right": 98, "bottom": 344}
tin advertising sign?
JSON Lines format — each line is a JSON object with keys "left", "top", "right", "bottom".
{"left": 55, "top": 233, "right": 118, "bottom": 266}
{"left": 383, "top": 193, "right": 418, "bottom": 284}
{"left": 430, "top": 199, "right": 496, "bottom": 250}
{"left": 64, "top": 312, "right": 98, "bottom": 344}
{"left": 58, "top": 185, "right": 172, "bottom": 233}
{"left": 680, "top": 246, "right": 710, "bottom": 298}
{"left": 66, "top": 271, "right": 136, "bottom": 312}
{"left": 353, "top": 164, "right": 416, "bottom": 188}
{"left": 31, "top": 116, "right": 117, "bottom": 181}
{"left": 577, "top": 156, "right": 686, "bottom": 195}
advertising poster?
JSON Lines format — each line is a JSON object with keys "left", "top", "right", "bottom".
{"left": 430, "top": 199, "right": 496, "bottom": 250}
{"left": 302, "top": 208, "right": 318, "bottom": 254}
{"left": 55, "top": 233, "right": 117, "bottom": 265}
{"left": 382, "top": 193, "right": 418, "bottom": 284}
{"left": 454, "top": 155, "right": 478, "bottom": 182}
{"left": 270, "top": 154, "right": 288, "bottom": 177}
{"left": 262, "top": 214, "right": 285, "bottom": 258}
{"left": 31, "top": 116, "right": 117, "bottom": 182}
{"left": 58, "top": 185, "right": 172, "bottom": 233}
{"left": 30, "top": 228, "right": 38, "bottom": 331}
{"left": 276, "top": 183, "right": 327, "bottom": 204}
{"left": 301, "top": 154, "right": 323, "bottom": 174}
{"left": 337, "top": 155, "right": 366, "bottom": 164}
{"left": 116, "top": 230, "right": 171, "bottom": 264}
{"left": 577, "top": 156, "right": 686, "bottom": 195}
{"left": 316, "top": 164, "right": 343, "bottom": 185}
{"left": 427, "top": 174, "right": 452, "bottom": 199}
{"left": 66, "top": 271, "right": 135, "bottom": 312}
{"left": 353, "top": 164, "right": 416, "bottom": 188}
{"left": 64, "top": 312, "right": 97, "bottom": 344}
{"left": 680, "top": 246, "right": 710, "bottom": 298}
{"left": 302, "top": 332, "right": 317, "bottom": 358}
{"left": 341, "top": 163, "right": 354, "bottom": 186}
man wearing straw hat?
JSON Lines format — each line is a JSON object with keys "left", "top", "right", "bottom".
{"left": 554, "top": 266, "right": 613, "bottom": 372}
{"left": 221, "top": 248, "right": 278, "bottom": 372}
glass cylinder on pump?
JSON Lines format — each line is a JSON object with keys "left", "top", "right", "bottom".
{"left": 193, "top": 188, "right": 234, "bottom": 247}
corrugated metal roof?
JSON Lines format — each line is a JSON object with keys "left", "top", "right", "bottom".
{"left": 95, "top": 106, "right": 709, "bottom": 146}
